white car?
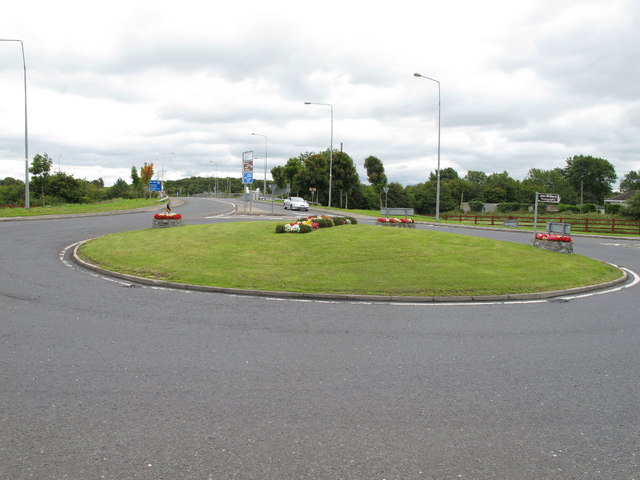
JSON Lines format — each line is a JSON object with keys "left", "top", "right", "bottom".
{"left": 283, "top": 196, "right": 309, "bottom": 211}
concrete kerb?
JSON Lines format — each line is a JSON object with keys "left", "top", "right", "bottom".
{"left": 71, "top": 238, "right": 629, "bottom": 303}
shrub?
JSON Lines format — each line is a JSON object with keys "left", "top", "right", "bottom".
{"left": 622, "top": 191, "right": 640, "bottom": 219}
{"left": 316, "top": 218, "right": 334, "bottom": 228}
{"left": 581, "top": 203, "right": 597, "bottom": 213}
{"left": 559, "top": 204, "right": 580, "bottom": 213}
{"left": 298, "top": 223, "right": 313, "bottom": 233}
{"left": 275, "top": 224, "right": 286, "bottom": 234}
{"left": 468, "top": 201, "right": 484, "bottom": 212}
{"left": 332, "top": 216, "right": 358, "bottom": 226}
{"left": 497, "top": 202, "right": 528, "bottom": 213}
{"left": 605, "top": 203, "right": 622, "bottom": 215}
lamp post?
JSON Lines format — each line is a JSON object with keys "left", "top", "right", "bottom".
{"left": 251, "top": 133, "right": 268, "bottom": 193}
{"left": 209, "top": 160, "right": 218, "bottom": 197}
{"left": 161, "top": 152, "right": 174, "bottom": 185}
{"left": 414, "top": 73, "right": 441, "bottom": 221}
{"left": 304, "top": 102, "right": 333, "bottom": 208}
{"left": 1, "top": 39, "right": 29, "bottom": 208}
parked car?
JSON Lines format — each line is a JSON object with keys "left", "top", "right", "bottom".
{"left": 283, "top": 196, "right": 309, "bottom": 211}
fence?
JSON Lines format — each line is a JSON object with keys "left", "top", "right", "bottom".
{"left": 440, "top": 214, "right": 640, "bottom": 236}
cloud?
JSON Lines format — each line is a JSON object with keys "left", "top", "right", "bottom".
{"left": 1, "top": 0, "right": 639, "bottom": 189}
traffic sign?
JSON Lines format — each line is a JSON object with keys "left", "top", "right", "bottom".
{"left": 243, "top": 171, "right": 253, "bottom": 184}
{"left": 149, "top": 180, "right": 162, "bottom": 192}
{"left": 537, "top": 193, "right": 561, "bottom": 203}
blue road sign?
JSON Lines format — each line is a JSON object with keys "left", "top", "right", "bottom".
{"left": 149, "top": 180, "right": 163, "bottom": 192}
{"left": 243, "top": 171, "right": 253, "bottom": 184}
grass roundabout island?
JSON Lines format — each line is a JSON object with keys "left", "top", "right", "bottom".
{"left": 76, "top": 220, "right": 625, "bottom": 300}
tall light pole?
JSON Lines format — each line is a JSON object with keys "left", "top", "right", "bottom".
{"left": 1, "top": 39, "right": 29, "bottom": 208}
{"left": 251, "top": 133, "right": 268, "bottom": 193}
{"left": 304, "top": 102, "right": 333, "bottom": 208}
{"left": 161, "top": 152, "right": 174, "bottom": 184}
{"left": 414, "top": 73, "right": 441, "bottom": 221}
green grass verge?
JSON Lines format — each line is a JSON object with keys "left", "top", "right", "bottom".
{"left": 0, "top": 198, "right": 159, "bottom": 217}
{"left": 78, "top": 222, "right": 622, "bottom": 296}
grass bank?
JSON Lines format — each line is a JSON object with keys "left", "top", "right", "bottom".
{"left": 78, "top": 222, "right": 622, "bottom": 296}
{"left": 0, "top": 198, "right": 160, "bottom": 217}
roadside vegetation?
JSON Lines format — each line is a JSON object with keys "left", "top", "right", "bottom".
{"left": 2, "top": 151, "right": 639, "bottom": 227}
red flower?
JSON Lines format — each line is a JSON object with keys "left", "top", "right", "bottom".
{"left": 154, "top": 213, "right": 182, "bottom": 219}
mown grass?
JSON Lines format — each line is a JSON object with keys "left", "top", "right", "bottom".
{"left": 78, "top": 222, "right": 622, "bottom": 296}
{"left": 0, "top": 198, "right": 159, "bottom": 217}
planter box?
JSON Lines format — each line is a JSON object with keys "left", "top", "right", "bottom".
{"left": 377, "top": 222, "right": 416, "bottom": 228}
{"left": 532, "top": 238, "right": 573, "bottom": 254}
{"left": 152, "top": 218, "right": 184, "bottom": 228}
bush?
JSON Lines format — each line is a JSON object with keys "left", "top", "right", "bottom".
{"left": 581, "top": 203, "right": 597, "bottom": 213}
{"left": 559, "top": 204, "right": 580, "bottom": 213}
{"left": 298, "top": 223, "right": 313, "bottom": 233}
{"left": 622, "top": 191, "right": 640, "bottom": 219}
{"left": 605, "top": 203, "right": 622, "bottom": 215}
{"left": 332, "top": 216, "right": 358, "bottom": 226}
{"left": 497, "top": 202, "right": 528, "bottom": 213}
{"left": 468, "top": 201, "right": 484, "bottom": 212}
{"left": 275, "top": 224, "right": 286, "bottom": 234}
{"left": 316, "top": 218, "right": 334, "bottom": 228}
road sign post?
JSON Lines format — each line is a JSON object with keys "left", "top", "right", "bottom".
{"left": 534, "top": 192, "right": 561, "bottom": 236}
{"left": 242, "top": 151, "right": 254, "bottom": 213}
{"left": 149, "top": 180, "right": 162, "bottom": 192}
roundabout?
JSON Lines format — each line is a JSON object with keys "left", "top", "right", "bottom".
{"left": 2, "top": 198, "right": 639, "bottom": 479}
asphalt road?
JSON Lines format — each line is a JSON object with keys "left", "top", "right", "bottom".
{"left": 1, "top": 198, "right": 639, "bottom": 479}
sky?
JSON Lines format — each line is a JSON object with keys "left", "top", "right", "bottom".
{"left": 1, "top": 0, "right": 639, "bottom": 189}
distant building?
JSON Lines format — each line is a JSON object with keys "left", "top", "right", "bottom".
{"left": 604, "top": 190, "right": 638, "bottom": 207}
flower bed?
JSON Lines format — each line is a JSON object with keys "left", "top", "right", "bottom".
{"left": 377, "top": 217, "right": 416, "bottom": 227}
{"left": 152, "top": 212, "right": 184, "bottom": 228}
{"left": 534, "top": 232, "right": 572, "bottom": 242}
{"left": 533, "top": 233, "right": 573, "bottom": 254}
{"left": 154, "top": 213, "right": 182, "bottom": 220}
{"left": 275, "top": 215, "right": 357, "bottom": 234}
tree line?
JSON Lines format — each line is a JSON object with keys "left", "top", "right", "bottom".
{"left": 2, "top": 151, "right": 639, "bottom": 219}
{"left": 271, "top": 151, "right": 640, "bottom": 218}
{"left": 0, "top": 153, "right": 161, "bottom": 206}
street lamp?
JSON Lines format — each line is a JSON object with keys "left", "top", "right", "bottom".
{"left": 304, "top": 102, "right": 333, "bottom": 208}
{"left": 161, "top": 152, "right": 174, "bottom": 184}
{"left": 251, "top": 133, "right": 268, "bottom": 193}
{"left": 1, "top": 39, "right": 29, "bottom": 208}
{"left": 414, "top": 72, "right": 441, "bottom": 221}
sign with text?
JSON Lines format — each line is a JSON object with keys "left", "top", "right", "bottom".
{"left": 148, "top": 180, "right": 163, "bottom": 192}
{"left": 537, "top": 193, "right": 561, "bottom": 203}
{"left": 242, "top": 151, "right": 254, "bottom": 184}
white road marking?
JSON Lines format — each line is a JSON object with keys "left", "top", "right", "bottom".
{"left": 61, "top": 242, "right": 639, "bottom": 307}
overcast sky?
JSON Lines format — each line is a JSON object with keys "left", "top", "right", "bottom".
{"left": 1, "top": 0, "right": 639, "bottom": 189}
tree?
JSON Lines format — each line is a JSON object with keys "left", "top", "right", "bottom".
{"left": 0, "top": 179, "right": 24, "bottom": 205}
{"left": 130, "top": 166, "right": 141, "bottom": 198}
{"left": 620, "top": 170, "right": 640, "bottom": 192}
{"left": 108, "top": 178, "right": 131, "bottom": 199}
{"left": 485, "top": 171, "right": 522, "bottom": 202}
{"left": 140, "top": 162, "right": 155, "bottom": 198}
{"left": 464, "top": 170, "right": 487, "bottom": 185}
{"left": 29, "top": 153, "right": 53, "bottom": 206}
{"left": 363, "top": 156, "right": 387, "bottom": 201}
{"left": 270, "top": 165, "right": 288, "bottom": 189}
{"left": 295, "top": 152, "right": 328, "bottom": 203}
{"left": 330, "top": 151, "right": 360, "bottom": 208}
{"left": 564, "top": 155, "right": 617, "bottom": 204}
{"left": 429, "top": 167, "right": 459, "bottom": 182}
{"left": 47, "top": 172, "right": 82, "bottom": 203}
{"left": 522, "top": 167, "right": 577, "bottom": 204}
